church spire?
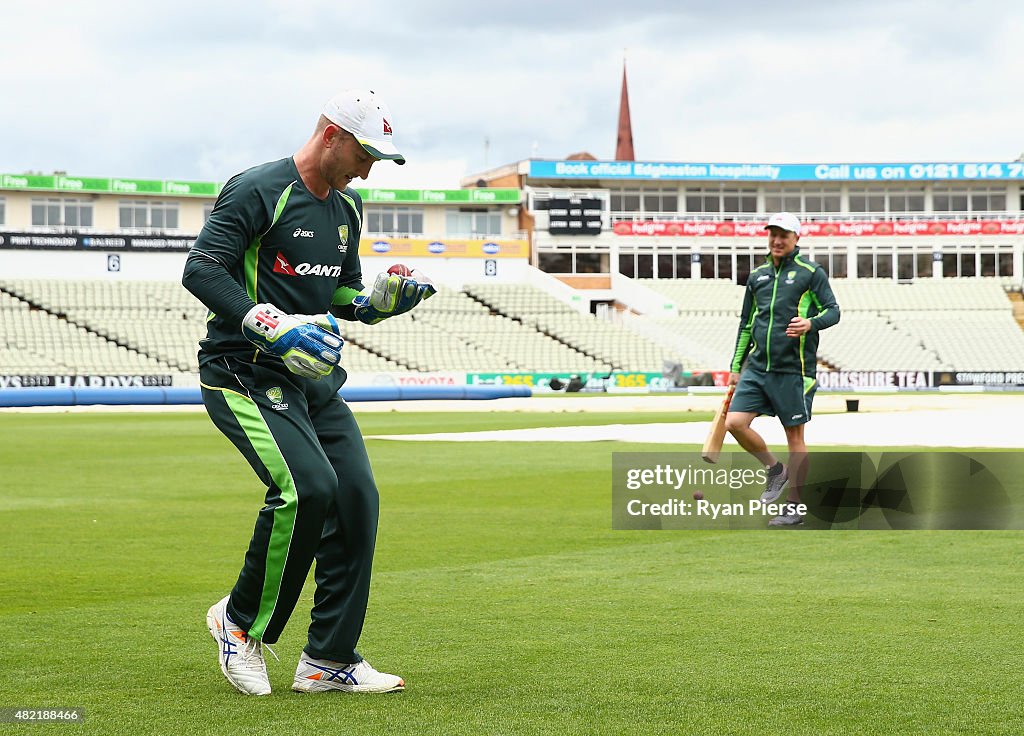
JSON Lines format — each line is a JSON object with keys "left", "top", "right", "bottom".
{"left": 615, "top": 58, "right": 635, "bottom": 161}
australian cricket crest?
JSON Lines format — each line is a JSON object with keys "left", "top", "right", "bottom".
{"left": 266, "top": 386, "right": 288, "bottom": 411}
{"left": 785, "top": 269, "right": 796, "bottom": 284}
{"left": 338, "top": 225, "right": 349, "bottom": 254}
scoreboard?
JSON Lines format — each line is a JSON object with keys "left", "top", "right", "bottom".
{"left": 547, "top": 197, "right": 603, "bottom": 235}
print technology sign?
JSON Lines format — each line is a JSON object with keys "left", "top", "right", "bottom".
{"left": 529, "top": 161, "right": 1024, "bottom": 182}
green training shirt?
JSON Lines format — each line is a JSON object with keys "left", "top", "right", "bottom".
{"left": 730, "top": 247, "right": 840, "bottom": 377}
{"left": 183, "top": 157, "right": 365, "bottom": 364}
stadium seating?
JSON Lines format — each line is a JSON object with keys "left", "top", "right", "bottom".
{"left": 816, "top": 312, "right": 945, "bottom": 371}
{"left": 463, "top": 282, "right": 580, "bottom": 319}
{"left": 628, "top": 314, "right": 738, "bottom": 371}
{"left": 1, "top": 280, "right": 206, "bottom": 374}
{"left": 891, "top": 311, "right": 1024, "bottom": 370}
{"left": 2, "top": 277, "right": 1023, "bottom": 377}
{"left": 342, "top": 289, "right": 611, "bottom": 372}
{"left": 638, "top": 278, "right": 743, "bottom": 314}
{"left": 823, "top": 279, "right": 1023, "bottom": 370}
{"left": 635, "top": 276, "right": 1024, "bottom": 371}
{"left": 1, "top": 306, "right": 169, "bottom": 374}
{"left": 828, "top": 278, "right": 1010, "bottom": 311}
{"left": 464, "top": 282, "right": 675, "bottom": 371}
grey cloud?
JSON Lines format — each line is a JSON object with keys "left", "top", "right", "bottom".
{"left": 2, "top": 0, "right": 1023, "bottom": 185}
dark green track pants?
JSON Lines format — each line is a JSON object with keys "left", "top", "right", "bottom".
{"left": 200, "top": 355, "right": 378, "bottom": 663}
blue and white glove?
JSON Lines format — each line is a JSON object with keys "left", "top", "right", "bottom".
{"left": 242, "top": 303, "right": 343, "bottom": 380}
{"left": 353, "top": 270, "right": 436, "bottom": 325}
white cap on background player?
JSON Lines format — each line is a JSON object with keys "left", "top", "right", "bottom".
{"left": 764, "top": 212, "right": 801, "bottom": 235}
{"left": 323, "top": 89, "right": 406, "bottom": 165}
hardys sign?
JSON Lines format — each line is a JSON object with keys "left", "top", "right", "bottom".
{"left": 0, "top": 374, "right": 173, "bottom": 388}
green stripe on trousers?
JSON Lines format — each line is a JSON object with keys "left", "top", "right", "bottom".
{"left": 222, "top": 389, "right": 298, "bottom": 640}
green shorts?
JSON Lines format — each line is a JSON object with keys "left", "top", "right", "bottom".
{"left": 731, "top": 369, "right": 817, "bottom": 427}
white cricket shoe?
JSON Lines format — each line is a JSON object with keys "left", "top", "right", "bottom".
{"left": 206, "top": 596, "right": 272, "bottom": 696}
{"left": 292, "top": 653, "right": 405, "bottom": 694}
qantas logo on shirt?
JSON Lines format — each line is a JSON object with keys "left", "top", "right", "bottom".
{"left": 273, "top": 252, "right": 297, "bottom": 276}
{"left": 273, "top": 251, "right": 342, "bottom": 278}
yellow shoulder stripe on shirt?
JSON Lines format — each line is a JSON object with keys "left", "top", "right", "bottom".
{"left": 338, "top": 191, "right": 361, "bottom": 230}
{"left": 793, "top": 254, "right": 817, "bottom": 273}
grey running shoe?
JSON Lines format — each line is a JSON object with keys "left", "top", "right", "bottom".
{"left": 768, "top": 505, "right": 804, "bottom": 526}
{"left": 760, "top": 464, "right": 789, "bottom": 504}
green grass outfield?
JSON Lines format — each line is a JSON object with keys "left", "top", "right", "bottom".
{"left": 1, "top": 411, "right": 1022, "bottom": 735}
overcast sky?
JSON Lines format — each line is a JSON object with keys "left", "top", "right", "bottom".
{"left": 2, "top": 0, "right": 1021, "bottom": 189}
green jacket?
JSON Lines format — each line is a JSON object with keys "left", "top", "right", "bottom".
{"left": 182, "top": 157, "right": 365, "bottom": 366}
{"left": 730, "top": 248, "right": 840, "bottom": 377}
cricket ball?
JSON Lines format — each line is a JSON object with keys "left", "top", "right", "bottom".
{"left": 388, "top": 263, "right": 412, "bottom": 277}
{"left": 693, "top": 491, "right": 704, "bottom": 500}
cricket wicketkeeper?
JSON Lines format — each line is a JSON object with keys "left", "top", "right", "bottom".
{"left": 183, "top": 89, "right": 433, "bottom": 695}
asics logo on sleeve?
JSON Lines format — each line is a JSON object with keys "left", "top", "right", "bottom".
{"left": 293, "top": 227, "right": 315, "bottom": 238}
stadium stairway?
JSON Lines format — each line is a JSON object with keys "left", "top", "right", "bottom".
{"left": 1009, "top": 291, "right": 1024, "bottom": 330}
{"left": 461, "top": 284, "right": 614, "bottom": 371}
{"left": 462, "top": 283, "right": 691, "bottom": 372}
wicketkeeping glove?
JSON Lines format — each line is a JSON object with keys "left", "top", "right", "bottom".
{"left": 241, "top": 303, "right": 344, "bottom": 380}
{"left": 353, "top": 269, "right": 436, "bottom": 325}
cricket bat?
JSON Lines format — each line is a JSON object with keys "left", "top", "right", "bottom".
{"left": 701, "top": 384, "right": 736, "bottom": 464}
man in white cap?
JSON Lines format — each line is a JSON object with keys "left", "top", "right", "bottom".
{"left": 183, "top": 89, "right": 433, "bottom": 695}
{"left": 724, "top": 212, "right": 840, "bottom": 526}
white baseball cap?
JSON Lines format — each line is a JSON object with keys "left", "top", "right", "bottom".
{"left": 764, "top": 212, "right": 801, "bottom": 235}
{"left": 322, "top": 89, "right": 405, "bottom": 165}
